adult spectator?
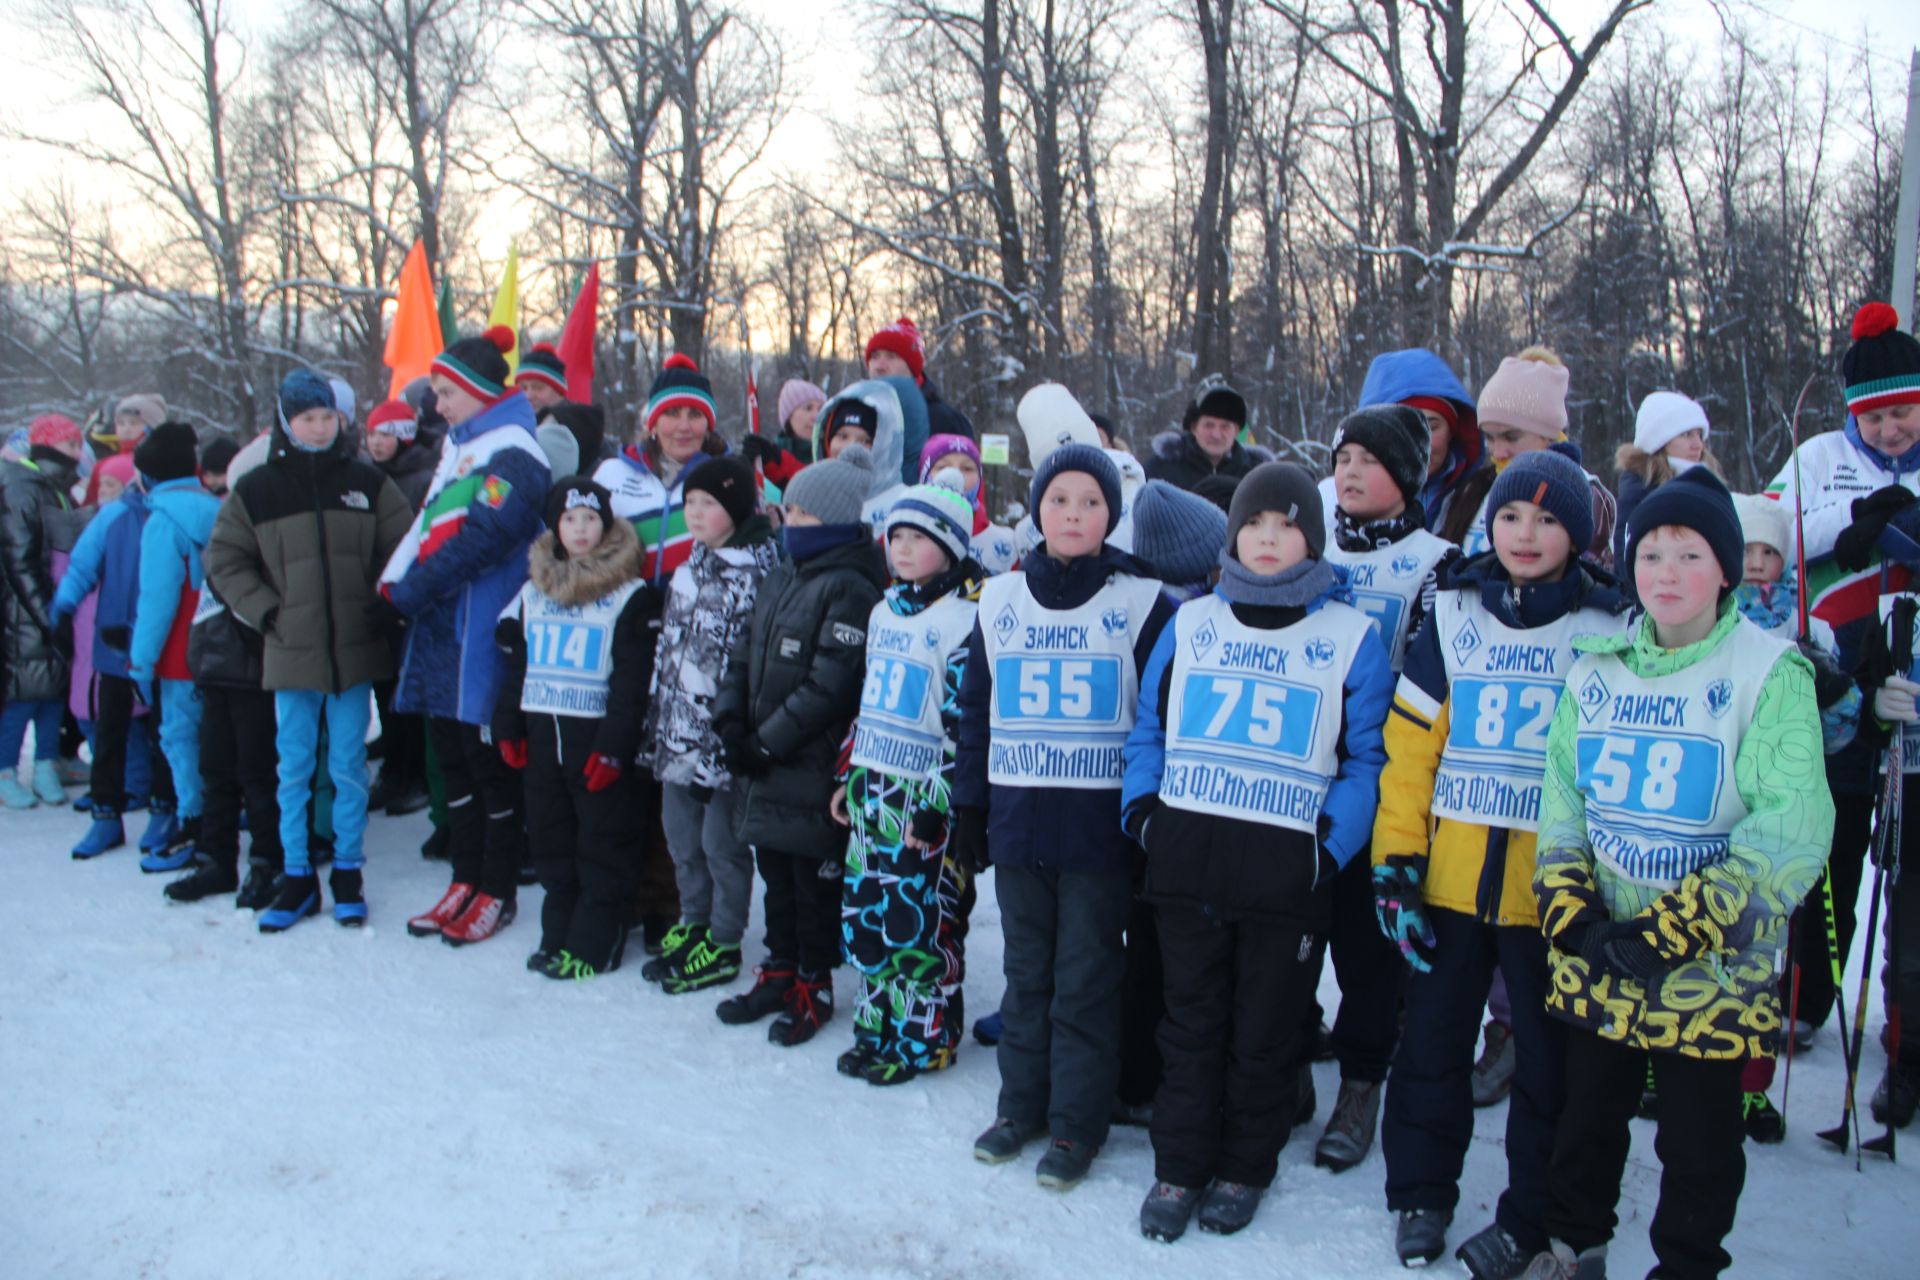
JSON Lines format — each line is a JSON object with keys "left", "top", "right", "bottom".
{"left": 1142, "top": 385, "right": 1262, "bottom": 490}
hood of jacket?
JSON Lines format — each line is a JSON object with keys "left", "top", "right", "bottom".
{"left": 1362, "top": 348, "right": 1483, "bottom": 475}
{"left": 526, "top": 513, "right": 644, "bottom": 607}
{"left": 144, "top": 476, "right": 219, "bottom": 546}
{"left": 813, "top": 376, "right": 931, "bottom": 491}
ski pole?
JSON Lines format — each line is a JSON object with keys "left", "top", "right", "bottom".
{"left": 1823, "top": 867, "right": 1861, "bottom": 1098}
{"left": 1863, "top": 821, "right": 1903, "bottom": 1161}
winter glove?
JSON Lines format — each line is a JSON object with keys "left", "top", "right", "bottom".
{"left": 582, "top": 753, "right": 623, "bottom": 793}
{"left": 688, "top": 782, "right": 715, "bottom": 805}
{"left": 1122, "top": 798, "right": 1161, "bottom": 849}
{"left": 908, "top": 806, "right": 947, "bottom": 849}
{"left": 950, "top": 805, "right": 990, "bottom": 873}
{"left": 365, "top": 592, "right": 406, "bottom": 639}
{"left": 1797, "top": 639, "right": 1855, "bottom": 710}
{"left": 258, "top": 606, "right": 279, "bottom": 636}
{"left": 100, "top": 625, "right": 131, "bottom": 652}
{"left": 1834, "top": 485, "right": 1918, "bottom": 571}
{"left": 1875, "top": 675, "right": 1920, "bottom": 725}
{"left": 1372, "top": 858, "right": 1437, "bottom": 974}
{"left": 499, "top": 738, "right": 529, "bottom": 770}
{"left": 739, "top": 434, "right": 782, "bottom": 465}
{"left": 1581, "top": 918, "right": 1666, "bottom": 986}
{"left": 723, "top": 734, "right": 772, "bottom": 777}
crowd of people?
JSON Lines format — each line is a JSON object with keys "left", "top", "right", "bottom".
{"left": 4, "top": 303, "right": 1920, "bottom": 1280}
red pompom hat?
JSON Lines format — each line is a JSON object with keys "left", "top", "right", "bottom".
{"left": 1843, "top": 302, "right": 1920, "bottom": 414}
{"left": 864, "top": 316, "right": 926, "bottom": 382}
{"left": 431, "top": 325, "right": 517, "bottom": 403}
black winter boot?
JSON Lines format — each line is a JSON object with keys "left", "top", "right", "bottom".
{"left": 164, "top": 858, "right": 238, "bottom": 904}
{"left": 716, "top": 962, "right": 795, "bottom": 1025}
{"left": 768, "top": 971, "right": 833, "bottom": 1046}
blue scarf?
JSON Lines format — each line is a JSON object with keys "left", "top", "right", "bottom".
{"left": 1844, "top": 416, "right": 1920, "bottom": 474}
{"left": 782, "top": 521, "right": 865, "bottom": 562}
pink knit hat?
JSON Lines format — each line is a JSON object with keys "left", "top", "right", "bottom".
{"left": 776, "top": 378, "right": 826, "bottom": 428}
{"left": 28, "top": 414, "right": 83, "bottom": 448}
{"left": 1476, "top": 357, "right": 1569, "bottom": 439}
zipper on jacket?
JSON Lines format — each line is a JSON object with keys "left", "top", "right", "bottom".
{"left": 309, "top": 457, "right": 343, "bottom": 694}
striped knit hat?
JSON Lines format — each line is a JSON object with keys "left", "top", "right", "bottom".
{"left": 886, "top": 472, "right": 974, "bottom": 566}
{"left": 645, "top": 353, "right": 716, "bottom": 430}
{"left": 367, "top": 399, "right": 418, "bottom": 442}
{"left": 517, "top": 343, "right": 567, "bottom": 395}
{"left": 1843, "top": 303, "right": 1920, "bottom": 415}
{"left": 431, "top": 325, "right": 516, "bottom": 403}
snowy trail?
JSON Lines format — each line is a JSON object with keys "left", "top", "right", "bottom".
{"left": 3, "top": 800, "right": 1914, "bottom": 1279}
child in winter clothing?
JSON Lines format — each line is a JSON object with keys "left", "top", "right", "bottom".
{"left": 0, "top": 414, "right": 83, "bottom": 808}
{"left": 640, "top": 456, "right": 780, "bottom": 993}
{"left": 126, "top": 423, "right": 219, "bottom": 874}
{"left": 593, "top": 353, "right": 728, "bottom": 586}
{"left": 920, "top": 434, "right": 1019, "bottom": 574}
{"left": 1371, "top": 450, "right": 1627, "bottom": 1273}
{"left": 1613, "top": 392, "right": 1720, "bottom": 565}
{"left": 711, "top": 446, "right": 888, "bottom": 1046}
{"left": 811, "top": 376, "right": 931, "bottom": 543}
{"left": 1525, "top": 465, "right": 1834, "bottom": 1280}
{"left": 1303, "top": 405, "right": 1463, "bottom": 1173}
{"left": 954, "top": 437, "right": 1177, "bottom": 1192}
{"left": 1129, "top": 480, "right": 1227, "bottom": 603}
{"left": 493, "top": 477, "right": 659, "bottom": 979}
{"left": 831, "top": 475, "right": 985, "bottom": 1086}
{"left": 1356, "top": 349, "right": 1483, "bottom": 534}
{"left": 53, "top": 464, "right": 178, "bottom": 858}
{"left": 1767, "top": 302, "right": 1920, "bottom": 1134}
{"left": 383, "top": 328, "right": 551, "bottom": 945}
{"left": 206, "top": 371, "right": 413, "bottom": 932}
{"left": 1122, "top": 461, "right": 1392, "bottom": 1241}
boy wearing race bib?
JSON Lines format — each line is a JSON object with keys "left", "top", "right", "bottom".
{"left": 1312, "top": 406, "right": 1459, "bottom": 1174}
{"left": 829, "top": 476, "right": 985, "bottom": 1086}
{"left": 1123, "top": 462, "right": 1393, "bottom": 1242}
{"left": 954, "top": 440, "right": 1176, "bottom": 1192}
{"left": 493, "top": 477, "right": 660, "bottom": 980}
{"left": 1369, "top": 450, "right": 1626, "bottom": 1273}
{"left": 1524, "top": 466, "right": 1834, "bottom": 1280}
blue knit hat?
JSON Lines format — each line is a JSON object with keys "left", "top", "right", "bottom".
{"left": 1132, "top": 479, "right": 1227, "bottom": 587}
{"left": 1487, "top": 449, "right": 1594, "bottom": 554}
{"left": 1028, "top": 442, "right": 1122, "bottom": 536}
{"left": 886, "top": 473, "right": 975, "bottom": 567}
{"left": 1625, "top": 463, "right": 1744, "bottom": 592}
{"left": 278, "top": 368, "right": 336, "bottom": 422}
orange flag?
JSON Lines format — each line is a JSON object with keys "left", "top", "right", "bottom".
{"left": 384, "top": 240, "right": 444, "bottom": 398}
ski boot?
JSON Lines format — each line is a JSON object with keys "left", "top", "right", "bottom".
{"left": 1871, "top": 1061, "right": 1919, "bottom": 1128}
{"left": 1519, "top": 1241, "right": 1606, "bottom": 1279}
{"left": 330, "top": 866, "right": 367, "bottom": 926}
{"left": 441, "top": 892, "right": 514, "bottom": 946}
{"left": 407, "top": 882, "right": 476, "bottom": 937}
{"left": 137, "top": 803, "right": 179, "bottom": 855}
{"left": 31, "top": 760, "right": 67, "bottom": 806}
{"left": 139, "top": 815, "right": 199, "bottom": 874}
{"left": 258, "top": 873, "right": 322, "bottom": 933}
{"left": 768, "top": 971, "right": 834, "bottom": 1047}
{"left": 1742, "top": 1092, "right": 1785, "bottom": 1143}
{"left": 236, "top": 865, "right": 277, "bottom": 911}
{"left": 716, "top": 962, "right": 795, "bottom": 1026}
{"left": 164, "top": 857, "right": 239, "bottom": 904}
{"left": 71, "top": 809, "right": 126, "bottom": 859}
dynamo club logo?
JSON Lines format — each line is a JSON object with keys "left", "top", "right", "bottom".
{"left": 1390, "top": 552, "right": 1422, "bottom": 579}
{"left": 1304, "top": 637, "right": 1336, "bottom": 670}
{"left": 923, "top": 625, "right": 943, "bottom": 651}
{"left": 1578, "top": 670, "right": 1610, "bottom": 723}
{"left": 1451, "top": 618, "right": 1482, "bottom": 665}
{"left": 1705, "top": 677, "right": 1733, "bottom": 719}
{"left": 994, "top": 603, "right": 1019, "bottom": 641}
{"left": 1191, "top": 617, "right": 1219, "bottom": 660}
{"left": 1101, "top": 607, "right": 1129, "bottom": 637}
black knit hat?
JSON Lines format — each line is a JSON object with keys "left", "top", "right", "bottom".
{"left": 1487, "top": 448, "right": 1595, "bottom": 553}
{"left": 1228, "top": 461, "right": 1325, "bottom": 559}
{"left": 1843, "top": 303, "right": 1920, "bottom": 415}
{"left": 432, "top": 325, "right": 516, "bottom": 402}
{"left": 544, "top": 474, "right": 613, "bottom": 539}
{"left": 1331, "top": 405, "right": 1429, "bottom": 506}
{"left": 684, "top": 455, "right": 758, "bottom": 528}
{"left": 133, "top": 421, "right": 201, "bottom": 484}
{"left": 1185, "top": 385, "right": 1248, "bottom": 430}
{"left": 199, "top": 435, "right": 240, "bottom": 477}
{"left": 826, "top": 399, "right": 879, "bottom": 438}
{"left": 1624, "top": 464, "right": 1743, "bottom": 594}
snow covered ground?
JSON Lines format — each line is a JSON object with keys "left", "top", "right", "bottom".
{"left": 3, "top": 795, "right": 1914, "bottom": 1280}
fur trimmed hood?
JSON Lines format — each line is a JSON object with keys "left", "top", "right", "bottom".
{"left": 528, "top": 513, "right": 644, "bottom": 606}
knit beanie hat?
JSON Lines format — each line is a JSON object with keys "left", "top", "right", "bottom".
{"left": 432, "top": 325, "right": 516, "bottom": 402}
{"left": 329, "top": 378, "right": 358, "bottom": 425}
{"left": 684, "top": 455, "right": 758, "bottom": 529}
{"left": 1029, "top": 442, "right": 1124, "bottom": 536}
{"left": 1843, "top": 303, "right": 1920, "bottom": 415}
{"left": 133, "top": 421, "right": 201, "bottom": 484}
{"left": 865, "top": 317, "right": 926, "bottom": 382}
{"left": 517, "top": 343, "right": 567, "bottom": 395}
{"left": 777, "top": 378, "right": 826, "bottom": 427}
{"left": 544, "top": 474, "right": 612, "bottom": 538}
{"left": 1487, "top": 448, "right": 1595, "bottom": 553}
{"left": 115, "top": 393, "right": 167, "bottom": 431}
{"left": 645, "top": 353, "right": 717, "bottom": 431}
{"left": 1331, "top": 405, "right": 1429, "bottom": 505}
{"left": 1185, "top": 385, "right": 1248, "bottom": 430}
{"left": 919, "top": 433, "right": 981, "bottom": 482}
{"left": 1633, "top": 391, "right": 1709, "bottom": 456}
{"left": 28, "top": 414, "right": 82, "bottom": 449}
{"left": 1624, "top": 464, "right": 1744, "bottom": 591}
{"left": 785, "top": 444, "right": 875, "bottom": 525}
{"left": 1227, "top": 461, "right": 1326, "bottom": 559}
{"left": 1731, "top": 492, "right": 1790, "bottom": 559}
{"left": 278, "top": 369, "right": 336, "bottom": 422}
{"left": 199, "top": 435, "right": 240, "bottom": 477}
{"left": 825, "top": 398, "right": 879, "bottom": 440}
{"left": 1477, "top": 356, "right": 1569, "bottom": 439}
{"left": 1132, "top": 479, "right": 1228, "bottom": 586}
{"left": 367, "top": 399, "right": 418, "bottom": 442}
{"left": 886, "top": 473, "right": 975, "bottom": 567}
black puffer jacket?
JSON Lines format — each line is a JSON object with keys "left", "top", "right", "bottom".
{"left": 379, "top": 440, "right": 439, "bottom": 514}
{"left": 714, "top": 534, "right": 887, "bottom": 858}
{"left": 0, "top": 448, "right": 80, "bottom": 701}
{"left": 186, "top": 578, "right": 266, "bottom": 691}
{"left": 921, "top": 375, "right": 976, "bottom": 442}
{"left": 1141, "top": 429, "right": 1263, "bottom": 491}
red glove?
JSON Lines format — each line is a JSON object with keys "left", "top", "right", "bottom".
{"left": 583, "top": 753, "right": 624, "bottom": 792}
{"left": 499, "top": 738, "right": 528, "bottom": 770}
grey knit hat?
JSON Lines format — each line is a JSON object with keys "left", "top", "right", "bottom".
{"left": 785, "top": 444, "right": 875, "bottom": 526}
{"left": 1132, "top": 479, "right": 1228, "bottom": 587}
{"left": 1227, "top": 461, "right": 1326, "bottom": 559}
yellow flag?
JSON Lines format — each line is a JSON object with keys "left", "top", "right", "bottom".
{"left": 488, "top": 244, "right": 521, "bottom": 376}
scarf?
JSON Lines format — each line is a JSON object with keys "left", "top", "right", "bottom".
{"left": 1333, "top": 506, "right": 1425, "bottom": 553}
{"left": 1216, "top": 552, "right": 1338, "bottom": 608}
{"left": 888, "top": 560, "right": 985, "bottom": 616}
{"left": 782, "top": 521, "right": 866, "bottom": 562}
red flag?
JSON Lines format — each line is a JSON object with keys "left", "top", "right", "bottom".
{"left": 384, "top": 240, "right": 443, "bottom": 398}
{"left": 558, "top": 264, "right": 599, "bottom": 402}
{"left": 746, "top": 367, "right": 761, "bottom": 436}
